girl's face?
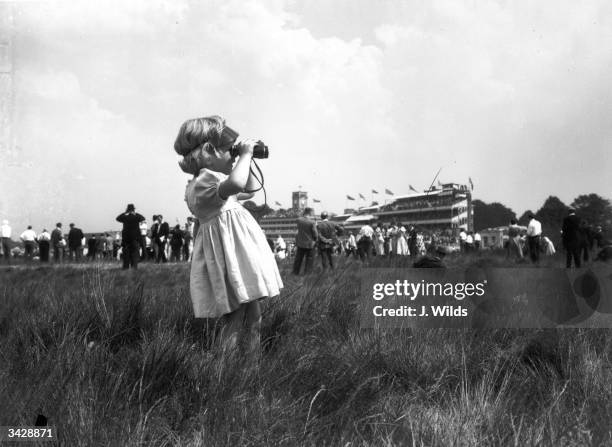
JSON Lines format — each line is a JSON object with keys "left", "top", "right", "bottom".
{"left": 208, "top": 136, "right": 237, "bottom": 175}
{"left": 209, "top": 145, "right": 235, "bottom": 175}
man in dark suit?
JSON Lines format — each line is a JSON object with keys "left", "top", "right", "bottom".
{"left": 150, "top": 215, "right": 159, "bottom": 260}
{"left": 292, "top": 207, "right": 318, "bottom": 275}
{"left": 562, "top": 209, "right": 584, "bottom": 268}
{"left": 116, "top": 204, "right": 145, "bottom": 269}
{"left": 68, "top": 223, "right": 84, "bottom": 262}
{"left": 316, "top": 211, "right": 341, "bottom": 270}
{"left": 152, "top": 214, "right": 170, "bottom": 263}
{"left": 50, "top": 223, "right": 64, "bottom": 263}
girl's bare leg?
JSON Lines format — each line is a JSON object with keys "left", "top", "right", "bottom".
{"left": 220, "top": 305, "right": 246, "bottom": 352}
{"left": 244, "top": 301, "right": 262, "bottom": 355}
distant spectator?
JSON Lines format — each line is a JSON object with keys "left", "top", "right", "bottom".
{"left": 526, "top": 213, "right": 542, "bottom": 263}
{"left": 473, "top": 232, "right": 481, "bottom": 250}
{"left": 37, "top": 229, "right": 51, "bottom": 262}
{"left": 139, "top": 219, "right": 148, "bottom": 261}
{"left": 345, "top": 232, "right": 357, "bottom": 258}
{"left": 20, "top": 225, "right": 37, "bottom": 261}
{"left": 275, "top": 234, "right": 287, "bottom": 260}
{"left": 458, "top": 229, "right": 467, "bottom": 253}
{"left": 396, "top": 226, "right": 409, "bottom": 256}
{"left": 465, "top": 231, "right": 474, "bottom": 253}
{"left": 87, "top": 234, "right": 98, "bottom": 260}
{"left": 113, "top": 232, "right": 121, "bottom": 259}
{"left": 579, "top": 219, "right": 591, "bottom": 263}
{"left": 408, "top": 225, "right": 418, "bottom": 258}
{"left": 151, "top": 214, "right": 170, "bottom": 263}
{"left": 292, "top": 207, "right": 317, "bottom": 275}
{"left": 104, "top": 233, "right": 114, "bottom": 259}
{"left": 116, "top": 204, "right": 145, "bottom": 269}
{"left": 96, "top": 234, "right": 106, "bottom": 260}
{"left": 183, "top": 220, "right": 194, "bottom": 261}
{"left": 541, "top": 235, "right": 556, "bottom": 256}
{"left": 68, "top": 223, "right": 84, "bottom": 262}
{"left": 374, "top": 225, "right": 385, "bottom": 256}
{"left": 387, "top": 223, "right": 398, "bottom": 255}
{"left": 170, "top": 224, "right": 184, "bottom": 262}
{"left": 507, "top": 219, "right": 523, "bottom": 259}
{"left": 592, "top": 225, "right": 606, "bottom": 249}
{"left": 316, "top": 211, "right": 341, "bottom": 270}
{"left": 1, "top": 219, "right": 11, "bottom": 263}
{"left": 562, "top": 209, "right": 583, "bottom": 268}
{"left": 357, "top": 223, "right": 374, "bottom": 261}
{"left": 51, "top": 223, "right": 64, "bottom": 263}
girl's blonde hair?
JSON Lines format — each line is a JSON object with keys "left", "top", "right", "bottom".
{"left": 174, "top": 115, "right": 226, "bottom": 175}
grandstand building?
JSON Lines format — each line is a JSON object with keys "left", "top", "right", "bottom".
{"left": 258, "top": 183, "right": 474, "bottom": 242}
{"left": 374, "top": 183, "right": 473, "bottom": 232}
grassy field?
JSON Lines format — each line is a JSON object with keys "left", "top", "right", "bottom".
{"left": 1, "top": 253, "right": 611, "bottom": 446}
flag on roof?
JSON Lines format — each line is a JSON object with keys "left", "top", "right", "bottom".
{"left": 359, "top": 193, "right": 365, "bottom": 200}
{"left": 409, "top": 185, "right": 417, "bottom": 193}
{"left": 274, "top": 201, "right": 282, "bottom": 207}
{"left": 437, "top": 180, "right": 443, "bottom": 187}
{"left": 313, "top": 199, "right": 321, "bottom": 203}
{"left": 385, "top": 188, "right": 394, "bottom": 195}
{"left": 346, "top": 195, "right": 355, "bottom": 200}
{"left": 469, "top": 177, "right": 474, "bottom": 191}
{"left": 372, "top": 189, "right": 379, "bottom": 194}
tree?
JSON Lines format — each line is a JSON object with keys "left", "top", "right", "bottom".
{"left": 518, "top": 210, "right": 534, "bottom": 227}
{"left": 535, "top": 196, "right": 568, "bottom": 246}
{"left": 472, "top": 199, "right": 516, "bottom": 231}
{"left": 571, "top": 194, "right": 612, "bottom": 229}
{"left": 242, "top": 201, "right": 273, "bottom": 222}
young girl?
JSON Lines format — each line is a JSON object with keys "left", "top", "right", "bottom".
{"left": 174, "top": 115, "right": 283, "bottom": 353}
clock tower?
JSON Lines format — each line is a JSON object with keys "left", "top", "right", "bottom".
{"left": 292, "top": 190, "right": 308, "bottom": 212}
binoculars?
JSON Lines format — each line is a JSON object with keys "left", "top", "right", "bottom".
{"left": 230, "top": 141, "right": 269, "bottom": 159}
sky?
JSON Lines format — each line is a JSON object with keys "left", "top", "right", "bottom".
{"left": 1, "top": 0, "right": 611, "bottom": 233}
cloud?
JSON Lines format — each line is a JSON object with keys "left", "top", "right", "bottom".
{"left": 10, "top": 0, "right": 400, "bottom": 229}
{"left": 6, "top": 0, "right": 612, "bottom": 232}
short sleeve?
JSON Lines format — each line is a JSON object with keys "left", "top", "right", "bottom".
{"left": 185, "top": 169, "right": 228, "bottom": 218}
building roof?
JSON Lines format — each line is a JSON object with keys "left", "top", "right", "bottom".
{"left": 392, "top": 189, "right": 443, "bottom": 201}
{"left": 345, "top": 214, "right": 376, "bottom": 223}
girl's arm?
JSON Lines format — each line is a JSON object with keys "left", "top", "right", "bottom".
{"left": 218, "top": 139, "right": 256, "bottom": 200}
{"left": 236, "top": 170, "right": 258, "bottom": 200}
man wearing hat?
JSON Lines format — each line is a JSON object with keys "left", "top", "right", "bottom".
{"left": 316, "top": 211, "right": 342, "bottom": 270}
{"left": 68, "top": 223, "right": 85, "bottom": 262}
{"left": 293, "top": 207, "right": 318, "bottom": 275}
{"left": 116, "top": 204, "right": 145, "bottom": 269}
{"left": 561, "top": 208, "right": 583, "bottom": 268}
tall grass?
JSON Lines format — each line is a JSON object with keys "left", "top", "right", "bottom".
{"left": 0, "top": 253, "right": 611, "bottom": 446}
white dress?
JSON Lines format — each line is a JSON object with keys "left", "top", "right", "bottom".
{"left": 396, "top": 230, "right": 409, "bottom": 256}
{"left": 185, "top": 168, "right": 283, "bottom": 318}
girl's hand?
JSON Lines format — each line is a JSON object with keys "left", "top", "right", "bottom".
{"left": 233, "top": 138, "right": 257, "bottom": 157}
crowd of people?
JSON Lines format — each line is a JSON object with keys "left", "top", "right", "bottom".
{"left": 504, "top": 209, "right": 609, "bottom": 267}
{"left": 285, "top": 207, "right": 458, "bottom": 275}
{"left": 260, "top": 206, "right": 612, "bottom": 276}
{"left": 2, "top": 206, "right": 609, "bottom": 272}
{"left": 0, "top": 207, "right": 196, "bottom": 268}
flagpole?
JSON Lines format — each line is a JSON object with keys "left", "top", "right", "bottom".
{"left": 427, "top": 168, "right": 442, "bottom": 196}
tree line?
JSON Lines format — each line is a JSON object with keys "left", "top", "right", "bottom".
{"left": 473, "top": 193, "right": 612, "bottom": 246}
